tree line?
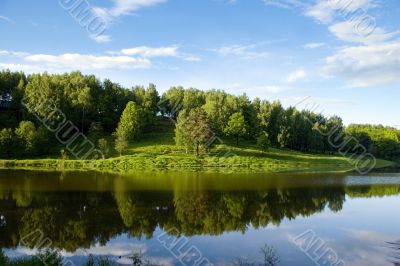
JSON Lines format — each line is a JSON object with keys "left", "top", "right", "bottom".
{"left": 0, "top": 69, "right": 399, "bottom": 160}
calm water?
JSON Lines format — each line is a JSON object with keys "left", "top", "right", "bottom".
{"left": 0, "top": 170, "right": 400, "bottom": 265}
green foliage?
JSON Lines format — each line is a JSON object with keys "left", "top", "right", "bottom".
{"left": 115, "top": 101, "right": 143, "bottom": 141}
{"left": 15, "top": 121, "right": 36, "bottom": 154}
{"left": 159, "top": 86, "right": 185, "bottom": 118}
{"left": 98, "top": 138, "right": 109, "bottom": 159}
{"left": 88, "top": 122, "right": 104, "bottom": 143}
{"left": 0, "top": 128, "right": 14, "bottom": 158}
{"left": 224, "top": 112, "right": 248, "bottom": 146}
{"left": 257, "top": 132, "right": 271, "bottom": 152}
{"left": 175, "top": 108, "right": 211, "bottom": 156}
{"left": 114, "top": 132, "right": 128, "bottom": 156}
{"left": 203, "top": 89, "right": 238, "bottom": 133}
{"left": 0, "top": 69, "right": 398, "bottom": 162}
{"left": 346, "top": 124, "right": 400, "bottom": 160}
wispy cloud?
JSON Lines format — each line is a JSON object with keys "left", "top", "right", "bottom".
{"left": 304, "top": 42, "right": 326, "bottom": 49}
{"left": 120, "top": 46, "right": 179, "bottom": 57}
{"left": 116, "top": 45, "right": 200, "bottom": 61}
{"left": 0, "top": 45, "right": 199, "bottom": 73}
{"left": 90, "top": 34, "right": 112, "bottom": 43}
{"left": 287, "top": 69, "right": 307, "bottom": 83}
{"left": 23, "top": 53, "right": 151, "bottom": 70}
{"left": 262, "top": 0, "right": 305, "bottom": 10}
{"left": 213, "top": 43, "right": 270, "bottom": 59}
{"left": 92, "top": 0, "right": 166, "bottom": 24}
{"left": 0, "top": 15, "right": 13, "bottom": 23}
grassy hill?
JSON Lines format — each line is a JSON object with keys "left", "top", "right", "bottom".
{"left": 0, "top": 118, "right": 396, "bottom": 173}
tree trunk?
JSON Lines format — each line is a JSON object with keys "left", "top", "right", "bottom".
{"left": 196, "top": 143, "right": 199, "bottom": 156}
{"left": 81, "top": 107, "right": 85, "bottom": 132}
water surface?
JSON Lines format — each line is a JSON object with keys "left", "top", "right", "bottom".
{"left": 0, "top": 170, "right": 399, "bottom": 265}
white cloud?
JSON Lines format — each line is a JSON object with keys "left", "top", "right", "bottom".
{"left": 305, "top": 0, "right": 375, "bottom": 24}
{"left": 24, "top": 53, "right": 151, "bottom": 70}
{"left": 287, "top": 69, "right": 307, "bottom": 83}
{"left": 0, "top": 63, "right": 51, "bottom": 73}
{"left": 93, "top": 0, "right": 166, "bottom": 25}
{"left": 304, "top": 42, "right": 326, "bottom": 49}
{"left": 91, "top": 34, "right": 112, "bottom": 43}
{"left": 183, "top": 55, "right": 202, "bottom": 62}
{"left": 324, "top": 41, "right": 400, "bottom": 87}
{"left": 329, "top": 21, "right": 399, "bottom": 44}
{"left": 262, "top": 0, "right": 305, "bottom": 9}
{"left": 121, "top": 46, "right": 178, "bottom": 57}
{"left": 0, "top": 46, "right": 199, "bottom": 73}
{"left": 0, "top": 15, "right": 12, "bottom": 23}
{"left": 213, "top": 44, "right": 270, "bottom": 59}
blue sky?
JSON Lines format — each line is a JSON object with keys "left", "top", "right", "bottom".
{"left": 0, "top": 0, "right": 399, "bottom": 125}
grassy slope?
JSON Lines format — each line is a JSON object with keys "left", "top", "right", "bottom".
{"left": 0, "top": 118, "right": 395, "bottom": 173}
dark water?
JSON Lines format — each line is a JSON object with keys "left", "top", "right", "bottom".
{"left": 0, "top": 170, "right": 400, "bottom": 265}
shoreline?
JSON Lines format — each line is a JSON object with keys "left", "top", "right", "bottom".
{"left": 0, "top": 154, "right": 396, "bottom": 174}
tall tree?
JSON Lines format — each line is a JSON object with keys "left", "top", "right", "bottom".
{"left": 175, "top": 108, "right": 211, "bottom": 156}
{"left": 115, "top": 101, "right": 143, "bottom": 141}
{"left": 15, "top": 121, "right": 37, "bottom": 154}
{"left": 224, "top": 112, "right": 248, "bottom": 146}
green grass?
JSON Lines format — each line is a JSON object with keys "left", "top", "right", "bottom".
{"left": 0, "top": 118, "right": 396, "bottom": 173}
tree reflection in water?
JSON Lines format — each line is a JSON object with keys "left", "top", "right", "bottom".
{"left": 0, "top": 170, "right": 399, "bottom": 254}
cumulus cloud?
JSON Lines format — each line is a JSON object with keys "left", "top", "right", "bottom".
{"left": 324, "top": 41, "right": 400, "bottom": 87}
{"left": 293, "top": 0, "right": 400, "bottom": 87}
{"left": 329, "top": 21, "right": 399, "bottom": 44}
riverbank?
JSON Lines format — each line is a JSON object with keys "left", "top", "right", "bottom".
{"left": 0, "top": 145, "right": 395, "bottom": 174}
{"left": 0, "top": 124, "right": 397, "bottom": 174}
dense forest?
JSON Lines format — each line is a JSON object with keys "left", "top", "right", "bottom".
{"left": 0, "top": 69, "right": 399, "bottom": 161}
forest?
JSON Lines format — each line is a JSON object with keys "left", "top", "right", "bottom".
{"left": 0, "top": 69, "right": 399, "bottom": 162}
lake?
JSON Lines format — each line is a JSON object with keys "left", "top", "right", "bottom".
{"left": 0, "top": 169, "right": 399, "bottom": 266}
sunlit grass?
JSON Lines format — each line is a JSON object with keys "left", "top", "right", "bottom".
{"left": 0, "top": 119, "right": 396, "bottom": 173}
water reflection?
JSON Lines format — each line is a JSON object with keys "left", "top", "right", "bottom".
{"left": 0, "top": 170, "right": 399, "bottom": 254}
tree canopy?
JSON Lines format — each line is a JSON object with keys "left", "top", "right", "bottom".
{"left": 0, "top": 69, "right": 398, "bottom": 161}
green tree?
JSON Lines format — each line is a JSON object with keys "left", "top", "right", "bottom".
{"left": 15, "top": 121, "right": 37, "bottom": 154}
{"left": 88, "top": 122, "right": 104, "bottom": 143}
{"left": 0, "top": 129, "right": 14, "bottom": 158}
{"left": 115, "top": 101, "right": 143, "bottom": 141}
{"left": 98, "top": 138, "right": 109, "bottom": 159}
{"left": 175, "top": 108, "right": 211, "bottom": 156}
{"left": 203, "top": 90, "right": 238, "bottom": 133}
{"left": 258, "top": 100, "right": 284, "bottom": 146}
{"left": 114, "top": 131, "right": 128, "bottom": 156}
{"left": 159, "top": 86, "right": 185, "bottom": 118}
{"left": 24, "top": 73, "right": 64, "bottom": 127}
{"left": 257, "top": 132, "right": 271, "bottom": 153}
{"left": 224, "top": 112, "right": 248, "bottom": 146}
